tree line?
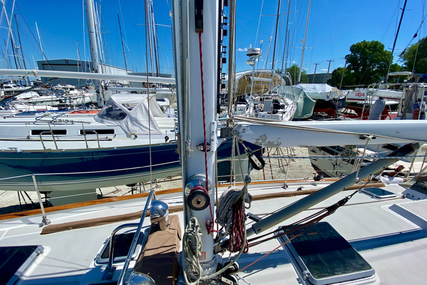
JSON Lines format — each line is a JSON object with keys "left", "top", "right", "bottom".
{"left": 280, "top": 37, "right": 427, "bottom": 89}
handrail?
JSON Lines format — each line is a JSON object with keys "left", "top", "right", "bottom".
{"left": 47, "top": 123, "right": 58, "bottom": 149}
{"left": 81, "top": 122, "right": 88, "bottom": 148}
{"left": 117, "top": 190, "right": 155, "bottom": 285}
{"left": 38, "top": 128, "right": 102, "bottom": 150}
{"left": 104, "top": 223, "right": 140, "bottom": 280}
{"left": 39, "top": 131, "right": 58, "bottom": 150}
{"left": 81, "top": 129, "right": 101, "bottom": 148}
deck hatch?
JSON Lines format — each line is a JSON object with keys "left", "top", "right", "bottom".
{"left": 96, "top": 229, "right": 146, "bottom": 264}
{"left": 280, "top": 222, "right": 375, "bottom": 285}
{"left": 361, "top": 187, "right": 397, "bottom": 199}
{"left": 0, "top": 245, "right": 44, "bottom": 284}
{"left": 410, "top": 181, "right": 427, "bottom": 195}
{"left": 101, "top": 231, "right": 135, "bottom": 259}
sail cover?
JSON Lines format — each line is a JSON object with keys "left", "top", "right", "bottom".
{"left": 295, "top": 83, "right": 341, "bottom": 100}
{"left": 95, "top": 93, "right": 164, "bottom": 135}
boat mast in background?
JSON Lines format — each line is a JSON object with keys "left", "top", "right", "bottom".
{"left": 269, "top": 0, "right": 281, "bottom": 89}
{"left": 2, "top": 0, "right": 17, "bottom": 69}
{"left": 297, "top": 0, "right": 312, "bottom": 83}
{"left": 281, "top": 0, "right": 292, "bottom": 72}
{"left": 85, "top": 0, "right": 105, "bottom": 106}
{"left": 14, "top": 13, "right": 28, "bottom": 85}
{"left": 34, "top": 22, "right": 47, "bottom": 62}
{"left": 385, "top": 0, "right": 408, "bottom": 82}
{"left": 117, "top": 13, "right": 128, "bottom": 73}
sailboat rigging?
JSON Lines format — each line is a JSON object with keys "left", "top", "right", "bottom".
{"left": 297, "top": 0, "right": 312, "bottom": 84}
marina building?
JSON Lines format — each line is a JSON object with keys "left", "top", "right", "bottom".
{"left": 36, "top": 58, "right": 128, "bottom": 87}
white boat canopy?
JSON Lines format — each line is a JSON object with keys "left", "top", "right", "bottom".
{"left": 95, "top": 93, "right": 165, "bottom": 135}
{"left": 295, "top": 83, "right": 345, "bottom": 100}
{"left": 224, "top": 69, "right": 286, "bottom": 96}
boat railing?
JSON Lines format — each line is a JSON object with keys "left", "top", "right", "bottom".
{"left": 39, "top": 131, "right": 58, "bottom": 150}
{"left": 117, "top": 189, "right": 155, "bottom": 285}
{"left": 81, "top": 126, "right": 101, "bottom": 148}
{"left": 38, "top": 128, "right": 102, "bottom": 150}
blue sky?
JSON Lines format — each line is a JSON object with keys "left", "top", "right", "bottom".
{"left": 1, "top": 0, "right": 426, "bottom": 77}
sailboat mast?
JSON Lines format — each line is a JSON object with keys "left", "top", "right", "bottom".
{"left": 76, "top": 41, "right": 81, "bottom": 86}
{"left": 149, "top": 0, "right": 160, "bottom": 77}
{"left": 14, "top": 14, "right": 27, "bottom": 70}
{"left": 15, "top": 14, "right": 28, "bottom": 85}
{"left": 2, "top": 0, "right": 16, "bottom": 68}
{"left": 35, "top": 22, "right": 47, "bottom": 61}
{"left": 117, "top": 13, "right": 128, "bottom": 73}
{"left": 298, "top": 0, "right": 312, "bottom": 84}
{"left": 269, "top": 0, "right": 282, "bottom": 89}
{"left": 281, "top": 0, "right": 292, "bottom": 72}
{"left": 85, "top": 0, "right": 104, "bottom": 106}
{"left": 385, "top": 0, "right": 407, "bottom": 82}
{"left": 227, "top": 0, "right": 236, "bottom": 127}
{"left": 144, "top": 0, "right": 155, "bottom": 75}
{"left": 172, "top": 0, "right": 219, "bottom": 277}
{"left": 85, "top": 0, "right": 101, "bottom": 74}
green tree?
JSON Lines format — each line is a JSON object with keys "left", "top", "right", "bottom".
{"left": 327, "top": 67, "right": 355, "bottom": 88}
{"left": 284, "top": 64, "right": 308, "bottom": 84}
{"left": 346, "top": 40, "right": 391, "bottom": 85}
{"left": 401, "top": 37, "right": 427, "bottom": 73}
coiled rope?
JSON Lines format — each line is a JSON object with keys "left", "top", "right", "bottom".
{"left": 183, "top": 217, "right": 203, "bottom": 285}
{"left": 216, "top": 184, "right": 252, "bottom": 252}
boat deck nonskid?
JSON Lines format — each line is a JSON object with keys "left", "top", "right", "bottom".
{"left": 1, "top": 181, "right": 427, "bottom": 284}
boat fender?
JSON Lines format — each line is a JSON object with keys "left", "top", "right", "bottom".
{"left": 129, "top": 133, "right": 138, "bottom": 140}
{"left": 187, "top": 186, "right": 210, "bottom": 211}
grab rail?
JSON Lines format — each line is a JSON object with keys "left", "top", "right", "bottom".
{"left": 38, "top": 129, "right": 102, "bottom": 150}
{"left": 104, "top": 223, "right": 140, "bottom": 280}
{"left": 39, "top": 131, "right": 58, "bottom": 150}
{"left": 47, "top": 123, "right": 58, "bottom": 149}
{"left": 81, "top": 127, "right": 101, "bottom": 148}
{"left": 117, "top": 190, "right": 155, "bottom": 285}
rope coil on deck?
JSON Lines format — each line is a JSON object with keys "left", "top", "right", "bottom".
{"left": 183, "top": 217, "right": 203, "bottom": 285}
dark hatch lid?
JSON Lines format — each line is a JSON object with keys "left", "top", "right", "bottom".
{"left": 282, "top": 222, "right": 375, "bottom": 285}
{"left": 0, "top": 245, "right": 44, "bottom": 285}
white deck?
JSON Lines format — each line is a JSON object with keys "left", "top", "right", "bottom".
{"left": 1, "top": 181, "right": 427, "bottom": 284}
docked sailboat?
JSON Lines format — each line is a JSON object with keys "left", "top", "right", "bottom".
{"left": 344, "top": 72, "right": 411, "bottom": 120}
{"left": 229, "top": 69, "right": 297, "bottom": 121}
{"left": 0, "top": 92, "right": 179, "bottom": 193}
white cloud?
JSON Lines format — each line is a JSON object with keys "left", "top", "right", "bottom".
{"left": 237, "top": 47, "right": 248, "bottom": 52}
{"left": 321, "top": 69, "right": 327, "bottom": 72}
